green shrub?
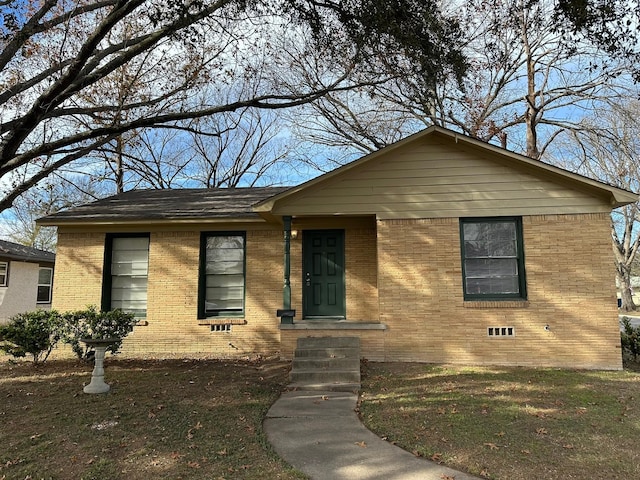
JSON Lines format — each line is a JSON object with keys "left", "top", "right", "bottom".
{"left": 621, "top": 317, "right": 640, "bottom": 361}
{"left": 0, "top": 310, "right": 63, "bottom": 364}
{"left": 60, "top": 306, "right": 137, "bottom": 359}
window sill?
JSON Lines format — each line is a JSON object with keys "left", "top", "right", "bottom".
{"left": 198, "top": 318, "right": 246, "bottom": 326}
{"left": 463, "top": 300, "right": 529, "bottom": 309}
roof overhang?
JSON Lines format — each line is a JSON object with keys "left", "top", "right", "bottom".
{"left": 37, "top": 217, "right": 266, "bottom": 228}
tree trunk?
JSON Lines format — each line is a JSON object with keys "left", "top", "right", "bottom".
{"left": 519, "top": 7, "right": 541, "bottom": 160}
{"left": 115, "top": 136, "right": 124, "bottom": 194}
{"left": 617, "top": 267, "right": 637, "bottom": 312}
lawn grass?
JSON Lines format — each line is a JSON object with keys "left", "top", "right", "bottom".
{"left": 0, "top": 357, "right": 305, "bottom": 480}
{"left": 4, "top": 355, "right": 640, "bottom": 480}
{"left": 359, "top": 361, "right": 640, "bottom": 480}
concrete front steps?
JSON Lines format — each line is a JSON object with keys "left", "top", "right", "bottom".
{"left": 288, "top": 336, "right": 361, "bottom": 392}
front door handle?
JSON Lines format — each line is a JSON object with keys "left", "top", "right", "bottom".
{"left": 305, "top": 272, "right": 311, "bottom": 287}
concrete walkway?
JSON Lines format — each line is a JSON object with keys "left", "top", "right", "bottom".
{"left": 264, "top": 390, "right": 480, "bottom": 480}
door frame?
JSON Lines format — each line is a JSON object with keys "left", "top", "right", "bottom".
{"left": 302, "top": 229, "right": 346, "bottom": 319}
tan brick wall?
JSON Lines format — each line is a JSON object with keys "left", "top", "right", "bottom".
{"left": 53, "top": 227, "right": 285, "bottom": 358}
{"left": 376, "top": 213, "right": 621, "bottom": 369}
{"left": 53, "top": 213, "right": 621, "bottom": 369}
{"left": 52, "top": 232, "right": 106, "bottom": 311}
{"left": 345, "top": 228, "right": 378, "bottom": 320}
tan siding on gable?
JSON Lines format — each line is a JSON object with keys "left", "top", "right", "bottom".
{"left": 271, "top": 138, "right": 611, "bottom": 219}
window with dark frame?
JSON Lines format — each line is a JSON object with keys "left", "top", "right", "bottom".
{"left": 103, "top": 234, "right": 149, "bottom": 318}
{"left": 199, "top": 233, "right": 245, "bottom": 318}
{"left": 460, "top": 217, "right": 527, "bottom": 300}
{"left": 37, "top": 267, "right": 53, "bottom": 303}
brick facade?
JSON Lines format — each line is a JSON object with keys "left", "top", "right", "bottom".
{"left": 53, "top": 232, "right": 106, "bottom": 310}
{"left": 53, "top": 212, "right": 622, "bottom": 369}
{"left": 375, "top": 213, "right": 621, "bottom": 369}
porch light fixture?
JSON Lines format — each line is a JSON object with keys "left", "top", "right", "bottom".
{"left": 291, "top": 230, "right": 298, "bottom": 239}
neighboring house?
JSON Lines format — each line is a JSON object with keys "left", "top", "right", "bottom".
{"left": 0, "top": 240, "right": 55, "bottom": 324}
{"left": 37, "top": 126, "right": 638, "bottom": 369}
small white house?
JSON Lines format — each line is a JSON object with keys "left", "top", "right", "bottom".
{"left": 0, "top": 240, "right": 55, "bottom": 324}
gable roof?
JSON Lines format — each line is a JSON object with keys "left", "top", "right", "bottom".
{"left": 255, "top": 126, "right": 638, "bottom": 218}
{"left": 37, "top": 187, "right": 290, "bottom": 226}
{"left": 37, "top": 126, "right": 638, "bottom": 227}
{"left": 0, "top": 240, "right": 55, "bottom": 263}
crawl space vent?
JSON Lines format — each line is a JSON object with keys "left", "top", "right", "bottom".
{"left": 487, "top": 326, "right": 515, "bottom": 337}
{"left": 211, "top": 324, "right": 232, "bottom": 333}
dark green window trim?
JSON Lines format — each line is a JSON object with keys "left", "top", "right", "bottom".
{"left": 102, "top": 233, "right": 150, "bottom": 317}
{"left": 460, "top": 217, "right": 527, "bottom": 301}
{"left": 198, "top": 232, "right": 246, "bottom": 319}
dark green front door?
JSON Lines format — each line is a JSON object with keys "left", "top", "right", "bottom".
{"left": 303, "top": 230, "right": 345, "bottom": 319}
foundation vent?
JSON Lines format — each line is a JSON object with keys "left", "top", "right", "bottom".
{"left": 487, "top": 326, "right": 515, "bottom": 337}
{"left": 211, "top": 324, "right": 232, "bottom": 333}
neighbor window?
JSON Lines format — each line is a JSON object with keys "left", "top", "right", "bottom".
{"left": 0, "top": 261, "right": 7, "bottom": 286}
{"left": 103, "top": 234, "right": 149, "bottom": 318}
{"left": 199, "top": 233, "right": 245, "bottom": 318}
{"left": 37, "top": 267, "right": 53, "bottom": 303}
{"left": 460, "top": 217, "right": 526, "bottom": 300}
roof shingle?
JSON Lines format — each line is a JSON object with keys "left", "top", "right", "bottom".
{"left": 0, "top": 240, "right": 55, "bottom": 263}
{"left": 37, "top": 187, "right": 291, "bottom": 224}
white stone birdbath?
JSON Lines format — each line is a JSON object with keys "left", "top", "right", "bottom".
{"left": 81, "top": 338, "right": 119, "bottom": 394}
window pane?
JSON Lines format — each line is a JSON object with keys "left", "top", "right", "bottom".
{"left": 110, "top": 236, "right": 149, "bottom": 317}
{"left": 206, "top": 260, "right": 243, "bottom": 275}
{"left": 463, "top": 222, "right": 517, "bottom": 257}
{"left": 462, "top": 219, "right": 524, "bottom": 298}
{"left": 206, "top": 274, "right": 244, "bottom": 288}
{"left": 207, "top": 236, "right": 243, "bottom": 250}
{"left": 204, "top": 235, "right": 245, "bottom": 315}
{"left": 466, "top": 276, "right": 519, "bottom": 294}
{"left": 465, "top": 258, "right": 517, "bottom": 277}
{"left": 37, "top": 268, "right": 53, "bottom": 302}
{"left": 113, "top": 237, "right": 149, "bottom": 250}
{"left": 38, "top": 268, "right": 52, "bottom": 285}
{"left": 112, "top": 280, "right": 148, "bottom": 302}
{"left": 37, "top": 285, "right": 51, "bottom": 303}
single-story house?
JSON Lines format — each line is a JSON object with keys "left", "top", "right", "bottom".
{"left": 37, "top": 126, "right": 638, "bottom": 369}
{"left": 0, "top": 240, "right": 55, "bottom": 324}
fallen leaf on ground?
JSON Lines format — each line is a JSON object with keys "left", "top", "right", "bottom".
{"left": 484, "top": 442, "right": 499, "bottom": 450}
{"left": 355, "top": 441, "right": 367, "bottom": 448}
